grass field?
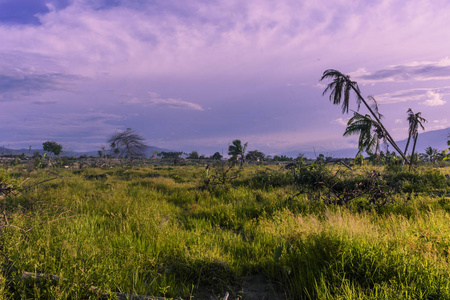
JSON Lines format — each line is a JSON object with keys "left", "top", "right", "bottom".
{"left": 1, "top": 162, "right": 450, "bottom": 299}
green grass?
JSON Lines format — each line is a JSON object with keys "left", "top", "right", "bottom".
{"left": 0, "top": 163, "right": 449, "bottom": 299}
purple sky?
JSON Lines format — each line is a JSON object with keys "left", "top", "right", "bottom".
{"left": 1, "top": 0, "right": 449, "bottom": 155}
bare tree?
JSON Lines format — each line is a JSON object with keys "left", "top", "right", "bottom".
{"left": 107, "top": 129, "right": 147, "bottom": 165}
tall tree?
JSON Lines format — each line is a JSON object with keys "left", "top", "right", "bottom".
{"left": 108, "top": 129, "right": 147, "bottom": 165}
{"left": 403, "top": 108, "right": 427, "bottom": 166}
{"left": 343, "top": 112, "right": 383, "bottom": 158}
{"left": 228, "top": 139, "right": 248, "bottom": 166}
{"left": 320, "top": 69, "right": 409, "bottom": 164}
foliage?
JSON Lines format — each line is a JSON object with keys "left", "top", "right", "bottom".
{"left": 228, "top": 139, "right": 248, "bottom": 166}
{"left": 108, "top": 129, "right": 147, "bottom": 163}
{"left": 272, "top": 155, "right": 293, "bottom": 161}
{"left": 186, "top": 151, "right": 199, "bottom": 159}
{"left": 43, "top": 141, "right": 63, "bottom": 156}
{"left": 210, "top": 152, "right": 223, "bottom": 160}
{"left": 444, "top": 138, "right": 450, "bottom": 160}
{"left": 1, "top": 164, "right": 450, "bottom": 299}
{"left": 245, "top": 150, "right": 265, "bottom": 161}
{"left": 158, "top": 151, "right": 184, "bottom": 159}
{"left": 344, "top": 112, "right": 383, "bottom": 157}
{"left": 321, "top": 69, "right": 409, "bottom": 164}
{"left": 421, "top": 146, "right": 441, "bottom": 163}
{"left": 0, "top": 168, "right": 20, "bottom": 198}
{"left": 403, "top": 108, "right": 426, "bottom": 162}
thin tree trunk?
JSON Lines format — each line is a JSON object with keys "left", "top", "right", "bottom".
{"left": 402, "top": 135, "right": 412, "bottom": 166}
{"left": 409, "top": 133, "right": 418, "bottom": 171}
{"left": 352, "top": 87, "right": 409, "bottom": 164}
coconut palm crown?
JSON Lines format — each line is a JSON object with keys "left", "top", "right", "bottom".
{"left": 403, "top": 108, "right": 427, "bottom": 166}
{"left": 344, "top": 112, "right": 383, "bottom": 157}
{"left": 320, "top": 69, "right": 409, "bottom": 164}
{"left": 228, "top": 139, "right": 248, "bottom": 166}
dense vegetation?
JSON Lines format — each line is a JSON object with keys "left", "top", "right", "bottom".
{"left": 0, "top": 159, "right": 450, "bottom": 299}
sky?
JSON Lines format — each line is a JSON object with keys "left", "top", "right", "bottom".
{"left": 1, "top": 0, "right": 449, "bottom": 156}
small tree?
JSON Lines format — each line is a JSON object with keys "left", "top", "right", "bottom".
{"left": 108, "top": 129, "right": 147, "bottom": 165}
{"left": 421, "top": 146, "right": 440, "bottom": 163}
{"left": 211, "top": 152, "right": 223, "bottom": 160}
{"left": 228, "top": 139, "right": 248, "bottom": 167}
{"left": 158, "top": 151, "right": 183, "bottom": 159}
{"left": 43, "top": 141, "right": 63, "bottom": 164}
{"left": 187, "top": 151, "right": 199, "bottom": 159}
{"left": 245, "top": 150, "right": 265, "bottom": 162}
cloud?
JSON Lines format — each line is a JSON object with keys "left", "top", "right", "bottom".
{"left": 122, "top": 92, "right": 204, "bottom": 111}
{"left": 421, "top": 91, "right": 446, "bottom": 106}
{"left": 332, "top": 118, "right": 349, "bottom": 126}
{"left": 32, "top": 100, "right": 59, "bottom": 105}
{"left": 1, "top": 0, "right": 450, "bottom": 153}
{"left": 351, "top": 58, "right": 450, "bottom": 83}
{"left": 148, "top": 98, "right": 204, "bottom": 111}
{"left": 0, "top": 65, "right": 82, "bottom": 101}
{"left": 374, "top": 87, "right": 450, "bottom": 105}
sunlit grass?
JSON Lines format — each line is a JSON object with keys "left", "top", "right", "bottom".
{"left": 1, "top": 163, "right": 449, "bottom": 299}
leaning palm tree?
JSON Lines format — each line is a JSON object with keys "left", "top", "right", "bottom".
{"left": 403, "top": 108, "right": 427, "bottom": 166}
{"left": 321, "top": 69, "right": 409, "bottom": 164}
{"left": 228, "top": 139, "right": 248, "bottom": 167}
{"left": 344, "top": 112, "right": 383, "bottom": 158}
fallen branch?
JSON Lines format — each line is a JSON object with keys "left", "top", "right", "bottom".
{"left": 0, "top": 224, "right": 32, "bottom": 233}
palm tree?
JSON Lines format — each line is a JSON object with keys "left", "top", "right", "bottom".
{"left": 344, "top": 112, "right": 384, "bottom": 158}
{"left": 421, "top": 146, "right": 439, "bottom": 163}
{"left": 403, "top": 108, "right": 427, "bottom": 166}
{"left": 320, "top": 69, "right": 409, "bottom": 164}
{"left": 228, "top": 139, "right": 248, "bottom": 167}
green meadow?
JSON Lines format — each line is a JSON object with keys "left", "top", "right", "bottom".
{"left": 1, "top": 162, "right": 450, "bottom": 299}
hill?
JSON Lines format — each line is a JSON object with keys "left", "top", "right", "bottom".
{"left": 282, "top": 127, "right": 450, "bottom": 159}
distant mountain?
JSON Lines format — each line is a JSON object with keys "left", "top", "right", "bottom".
{"left": 396, "top": 127, "right": 449, "bottom": 154}
{"left": 282, "top": 127, "right": 450, "bottom": 159}
{"left": 0, "top": 145, "right": 172, "bottom": 158}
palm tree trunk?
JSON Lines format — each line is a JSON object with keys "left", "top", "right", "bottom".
{"left": 401, "top": 135, "right": 412, "bottom": 166}
{"left": 351, "top": 87, "right": 409, "bottom": 164}
{"left": 409, "top": 133, "right": 418, "bottom": 171}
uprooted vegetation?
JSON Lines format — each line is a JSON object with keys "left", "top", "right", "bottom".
{"left": 0, "top": 162, "right": 450, "bottom": 299}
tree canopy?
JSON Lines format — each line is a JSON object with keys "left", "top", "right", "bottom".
{"left": 107, "top": 129, "right": 147, "bottom": 162}
{"left": 228, "top": 139, "right": 248, "bottom": 166}
{"left": 210, "top": 152, "right": 223, "bottom": 160}
{"left": 245, "top": 150, "right": 265, "bottom": 161}
{"left": 43, "top": 141, "right": 63, "bottom": 156}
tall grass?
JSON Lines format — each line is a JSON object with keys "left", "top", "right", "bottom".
{"left": 0, "top": 164, "right": 449, "bottom": 299}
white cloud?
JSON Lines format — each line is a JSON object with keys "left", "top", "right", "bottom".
{"left": 121, "top": 92, "right": 204, "bottom": 111}
{"left": 352, "top": 58, "right": 450, "bottom": 84}
{"left": 420, "top": 91, "right": 446, "bottom": 106}
{"left": 374, "top": 87, "right": 450, "bottom": 104}
{"left": 148, "top": 98, "right": 204, "bottom": 111}
{"left": 332, "top": 118, "right": 349, "bottom": 126}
